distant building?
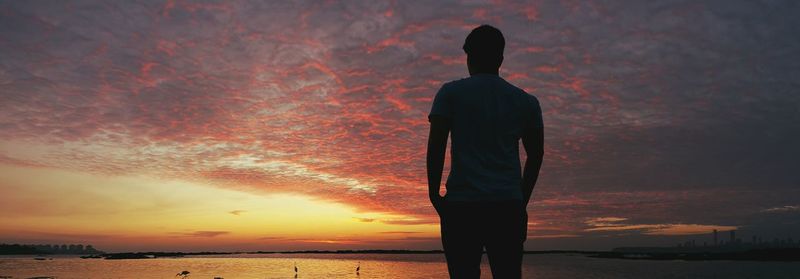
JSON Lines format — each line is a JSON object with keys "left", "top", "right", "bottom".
{"left": 5, "top": 243, "right": 105, "bottom": 255}
{"left": 713, "top": 229, "right": 718, "bottom": 246}
{"left": 613, "top": 230, "right": 799, "bottom": 254}
{"left": 85, "top": 245, "right": 100, "bottom": 254}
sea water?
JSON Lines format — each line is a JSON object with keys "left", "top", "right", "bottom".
{"left": 1, "top": 253, "right": 799, "bottom": 278}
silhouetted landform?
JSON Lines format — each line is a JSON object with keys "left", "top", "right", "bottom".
{"left": 653, "top": 229, "right": 798, "bottom": 253}
{"left": 96, "top": 250, "right": 445, "bottom": 259}
{"left": 0, "top": 243, "right": 102, "bottom": 255}
{"left": 271, "top": 250, "right": 614, "bottom": 254}
{"left": 94, "top": 250, "right": 600, "bottom": 259}
{"left": 99, "top": 252, "right": 233, "bottom": 260}
{"left": 74, "top": 248, "right": 800, "bottom": 261}
{"left": 251, "top": 249, "right": 445, "bottom": 254}
{"left": 598, "top": 230, "right": 800, "bottom": 261}
{"left": 0, "top": 244, "right": 41, "bottom": 255}
{"left": 523, "top": 250, "right": 600, "bottom": 255}
{"left": 257, "top": 249, "right": 606, "bottom": 255}
{"left": 592, "top": 248, "right": 800, "bottom": 261}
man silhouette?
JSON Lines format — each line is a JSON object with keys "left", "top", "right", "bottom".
{"left": 427, "top": 25, "right": 544, "bottom": 279}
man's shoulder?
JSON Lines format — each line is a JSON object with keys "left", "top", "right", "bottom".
{"left": 502, "top": 81, "right": 541, "bottom": 113}
{"left": 441, "top": 76, "right": 472, "bottom": 89}
{"left": 526, "top": 91, "right": 540, "bottom": 105}
{"left": 500, "top": 79, "right": 538, "bottom": 101}
{"left": 441, "top": 75, "right": 505, "bottom": 92}
{"left": 509, "top": 83, "right": 531, "bottom": 97}
{"left": 440, "top": 76, "right": 539, "bottom": 102}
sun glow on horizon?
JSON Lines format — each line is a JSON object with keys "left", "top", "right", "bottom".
{"left": 0, "top": 164, "right": 438, "bottom": 252}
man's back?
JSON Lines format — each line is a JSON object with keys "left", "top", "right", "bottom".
{"left": 426, "top": 24, "right": 544, "bottom": 279}
{"left": 429, "top": 74, "right": 542, "bottom": 202}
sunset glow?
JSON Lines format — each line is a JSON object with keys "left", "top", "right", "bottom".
{"left": 2, "top": 1, "right": 798, "bottom": 252}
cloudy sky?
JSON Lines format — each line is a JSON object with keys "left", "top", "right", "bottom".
{"left": 1, "top": 0, "right": 798, "bottom": 252}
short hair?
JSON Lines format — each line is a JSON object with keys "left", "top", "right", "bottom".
{"left": 462, "top": 25, "right": 505, "bottom": 60}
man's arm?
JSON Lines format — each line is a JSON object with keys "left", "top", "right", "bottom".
{"left": 427, "top": 115, "right": 451, "bottom": 214}
{"left": 521, "top": 125, "right": 544, "bottom": 206}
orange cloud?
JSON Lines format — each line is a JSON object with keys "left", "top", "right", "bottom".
{"left": 175, "top": 231, "right": 231, "bottom": 238}
{"left": 584, "top": 218, "right": 738, "bottom": 236}
{"left": 229, "top": 210, "right": 247, "bottom": 216}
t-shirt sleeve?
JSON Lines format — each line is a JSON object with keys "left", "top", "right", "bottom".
{"left": 530, "top": 95, "right": 544, "bottom": 128}
{"left": 428, "top": 83, "right": 453, "bottom": 121}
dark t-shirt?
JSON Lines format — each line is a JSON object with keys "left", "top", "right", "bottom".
{"left": 429, "top": 74, "right": 543, "bottom": 202}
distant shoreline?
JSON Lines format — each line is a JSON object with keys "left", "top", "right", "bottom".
{"left": 4, "top": 248, "right": 798, "bottom": 261}
{"left": 90, "top": 248, "right": 800, "bottom": 261}
{"left": 0, "top": 249, "right": 598, "bottom": 257}
{"left": 100, "top": 250, "right": 603, "bottom": 257}
{"left": 591, "top": 248, "right": 800, "bottom": 261}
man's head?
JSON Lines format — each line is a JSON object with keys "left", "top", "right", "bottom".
{"left": 463, "top": 25, "right": 505, "bottom": 75}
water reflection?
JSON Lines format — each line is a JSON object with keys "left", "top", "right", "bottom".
{"left": 1, "top": 254, "right": 800, "bottom": 279}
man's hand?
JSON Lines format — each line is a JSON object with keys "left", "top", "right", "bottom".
{"left": 430, "top": 193, "right": 445, "bottom": 216}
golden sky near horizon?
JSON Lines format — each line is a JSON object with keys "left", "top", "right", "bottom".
{"left": 1, "top": 164, "right": 441, "bottom": 252}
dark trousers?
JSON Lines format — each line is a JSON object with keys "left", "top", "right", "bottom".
{"left": 439, "top": 200, "right": 527, "bottom": 279}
